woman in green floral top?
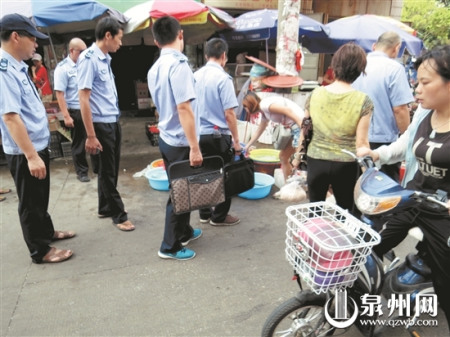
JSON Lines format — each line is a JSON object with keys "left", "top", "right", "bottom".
{"left": 293, "top": 43, "right": 373, "bottom": 215}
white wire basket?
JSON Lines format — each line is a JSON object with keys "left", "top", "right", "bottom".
{"left": 285, "top": 201, "right": 381, "bottom": 294}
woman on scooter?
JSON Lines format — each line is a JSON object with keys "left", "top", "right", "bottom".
{"left": 358, "top": 44, "right": 450, "bottom": 329}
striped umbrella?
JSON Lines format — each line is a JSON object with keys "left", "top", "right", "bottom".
{"left": 121, "top": 0, "right": 235, "bottom": 45}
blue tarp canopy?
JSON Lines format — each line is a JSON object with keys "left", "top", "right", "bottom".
{"left": 1, "top": 0, "right": 127, "bottom": 34}
{"left": 33, "top": 0, "right": 111, "bottom": 27}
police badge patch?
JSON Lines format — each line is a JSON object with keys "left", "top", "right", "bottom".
{"left": 0, "top": 58, "right": 8, "bottom": 71}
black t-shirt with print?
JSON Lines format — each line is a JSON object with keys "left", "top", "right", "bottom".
{"left": 406, "top": 112, "right": 450, "bottom": 197}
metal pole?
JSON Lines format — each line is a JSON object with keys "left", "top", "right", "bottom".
{"left": 265, "top": 39, "right": 269, "bottom": 64}
{"left": 46, "top": 27, "right": 58, "bottom": 67}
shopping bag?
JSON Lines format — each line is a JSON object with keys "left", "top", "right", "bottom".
{"left": 224, "top": 154, "right": 255, "bottom": 197}
{"left": 272, "top": 124, "right": 292, "bottom": 150}
{"left": 169, "top": 156, "right": 225, "bottom": 214}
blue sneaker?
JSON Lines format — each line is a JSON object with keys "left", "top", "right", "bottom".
{"left": 181, "top": 228, "right": 203, "bottom": 246}
{"left": 158, "top": 248, "right": 196, "bottom": 260}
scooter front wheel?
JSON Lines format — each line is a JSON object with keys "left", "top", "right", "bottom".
{"left": 261, "top": 291, "right": 336, "bottom": 337}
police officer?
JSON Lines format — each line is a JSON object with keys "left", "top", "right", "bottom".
{"left": 77, "top": 17, "right": 135, "bottom": 232}
{"left": 148, "top": 16, "right": 203, "bottom": 260}
{"left": 0, "top": 13, "right": 75, "bottom": 264}
{"left": 194, "top": 38, "right": 242, "bottom": 226}
{"left": 352, "top": 32, "right": 414, "bottom": 182}
{"left": 54, "top": 37, "right": 98, "bottom": 182}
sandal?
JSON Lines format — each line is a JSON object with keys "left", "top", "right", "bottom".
{"left": 52, "top": 230, "right": 76, "bottom": 241}
{"left": 0, "top": 196, "right": 5, "bottom": 202}
{"left": 116, "top": 220, "right": 135, "bottom": 232}
{"left": 35, "top": 247, "right": 73, "bottom": 264}
{"left": 0, "top": 188, "right": 11, "bottom": 194}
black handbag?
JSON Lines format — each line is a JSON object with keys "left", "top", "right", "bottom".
{"left": 224, "top": 154, "right": 255, "bottom": 198}
{"left": 298, "top": 116, "right": 313, "bottom": 170}
{"left": 168, "top": 156, "right": 225, "bottom": 214}
{"left": 301, "top": 116, "right": 313, "bottom": 153}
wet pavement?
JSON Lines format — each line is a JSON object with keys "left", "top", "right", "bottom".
{"left": 0, "top": 116, "right": 448, "bottom": 336}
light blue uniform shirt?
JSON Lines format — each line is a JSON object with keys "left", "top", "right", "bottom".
{"left": 352, "top": 51, "right": 414, "bottom": 143}
{"left": 194, "top": 61, "right": 238, "bottom": 135}
{"left": 77, "top": 43, "right": 119, "bottom": 123}
{"left": 147, "top": 48, "right": 196, "bottom": 147}
{"left": 54, "top": 56, "right": 80, "bottom": 109}
{"left": 0, "top": 49, "right": 49, "bottom": 154}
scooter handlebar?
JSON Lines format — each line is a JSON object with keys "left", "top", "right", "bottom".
{"left": 341, "top": 149, "right": 374, "bottom": 170}
{"left": 343, "top": 149, "right": 448, "bottom": 213}
{"left": 413, "top": 190, "right": 449, "bottom": 210}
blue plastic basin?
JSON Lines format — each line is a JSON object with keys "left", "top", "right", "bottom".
{"left": 238, "top": 172, "right": 274, "bottom": 199}
{"left": 145, "top": 167, "right": 169, "bottom": 191}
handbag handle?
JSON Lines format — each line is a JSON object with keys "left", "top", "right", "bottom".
{"left": 232, "top": 150, "right": 249, "bottom": 162}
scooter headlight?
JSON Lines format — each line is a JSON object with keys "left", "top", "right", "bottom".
{"left": 354, "top": 178, "right": 402, "bottom": 215}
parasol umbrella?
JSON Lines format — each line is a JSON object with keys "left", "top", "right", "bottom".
{"left": 121, "top": 0, "right": 235, "bottom": 46}
{"left": 325, "top": 14, "right": 423, "bottom": 56}
{"left": 375, "top": 15, "right": 417, "bottom": 36}
{"left": 220, "top": 9, "right": 339, "bottom": 56}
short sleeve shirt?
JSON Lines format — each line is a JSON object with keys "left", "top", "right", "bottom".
{"left": 352, "top": 51, "right": 414, "bottom": 143}
{"left": 407, "top": 112, "right": 450, "bottom": 196}
{"left": 259, "top": 96, "right": 304, "bottom": 126}
{"left": 306, "top": 87, "right": 373, "bottom": 161}
{"left": 147, "top": 48, "right": 196, "bottom": 147}
{"left": 0, "top": 49, "right": 49, "bottom": 154}
{"left": 34, "top": 65, "right": 52, "bottom": 95}
{"left": 77, "top": 43, "right": 119, "bottom": 122}
{"left": 54, "top": 56, "right": 80, "bottom": 109}
{"left": 194, "top": 61, "right": 238, "bottom": 135}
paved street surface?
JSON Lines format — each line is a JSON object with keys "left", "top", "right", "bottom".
{"left": 1, "top": 116, "right": 448, "bottom": 336}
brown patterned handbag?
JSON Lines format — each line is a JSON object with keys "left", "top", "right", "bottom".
{"left": 169, "top": 156, "right": 225, "bottom": 214}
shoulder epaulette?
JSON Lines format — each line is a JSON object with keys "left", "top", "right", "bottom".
{"left": 0, "top": 58, "right": 8, "bottom": 71}
{"left": 175, "top": 54, "right": 188, "bottom": 63}
{"left": 57, "top": 58, "right": 68, "bottom": 67}
{"left": 85, "top": 49, "right": 94, "bottom": 59}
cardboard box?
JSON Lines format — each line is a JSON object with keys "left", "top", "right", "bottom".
{"left": 137, "top": 98, "right": 153, "bottom": 110}
{"left": 48, "top": 116, "right": 60, "bottom": 132}
{"left": 135, "top": 82, "right": 149, "bottom": 98}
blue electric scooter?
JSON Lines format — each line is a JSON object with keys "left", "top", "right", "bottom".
{"left": 261, "top": 151, "right": 448, "bottom": 337}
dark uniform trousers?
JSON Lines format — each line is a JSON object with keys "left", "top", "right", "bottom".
{"left": 6, "top": 148, "right": 54, "bottom": 261}
{"left": 159, "top": 137, "right": 194, "bottom": 253}
{"left": 69, "top": 109, "right": 98, "bottom": 175}
{"left": 94, "top": 122, "right": 127, "bottom": 224}
{"left": 198, "top": 134, "right": 233, "bottom": 222}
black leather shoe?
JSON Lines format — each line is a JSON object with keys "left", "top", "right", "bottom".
{"left": 77, "top": 175, "right": 90, "bottom": 183}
